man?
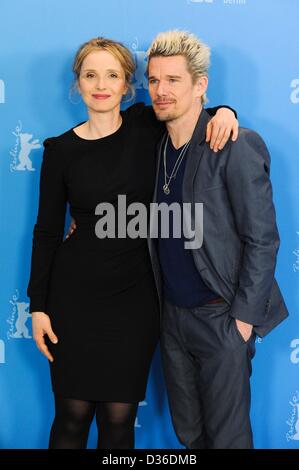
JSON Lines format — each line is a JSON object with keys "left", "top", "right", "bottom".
{"left": 146, "top": 30, "right": 288, "bottom": 449}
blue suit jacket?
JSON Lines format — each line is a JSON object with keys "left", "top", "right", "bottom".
{"left": 148, "top": 108, "right": 288, "bottom": 337}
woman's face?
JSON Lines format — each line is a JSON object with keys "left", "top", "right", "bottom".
{"left": 78, "top": 50, "right": 128, "bottom": 114}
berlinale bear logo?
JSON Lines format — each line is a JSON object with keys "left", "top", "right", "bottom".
{"left": 131, "top": 38, "right": 148, "bottom": 90}
{"left": 10, "top": 121, "right": 42, "bottom": 172}
{"left": 7, "top": 290, "right": 32, "bottom": 340}
{"left": 15, "top": 133, "right": 41, "bottom": 171}
{"left": 0, "top": 338, "right": 5, "bottom": 364}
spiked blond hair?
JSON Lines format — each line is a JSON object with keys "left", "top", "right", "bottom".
{"left": 147, "top": 30, "right": 210, "bottom": 103}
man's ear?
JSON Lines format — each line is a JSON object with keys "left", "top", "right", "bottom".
{"left": 195, "top": 76, "right": 208, "bottom": 100}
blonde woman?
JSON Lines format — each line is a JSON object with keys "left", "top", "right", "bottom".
{"left": 27, "top": 37, "right": 238, "bottom": 449}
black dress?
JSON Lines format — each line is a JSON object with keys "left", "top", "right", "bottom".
{"left": 27, "top": 103, "right": 163, "bottom": 402}
{"left": 27, "top": 103, "right": 220, "bottom": 402}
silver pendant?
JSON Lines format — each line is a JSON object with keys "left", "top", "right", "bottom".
{"left": 163, "top": 184, "right": 170, "bottom": 195}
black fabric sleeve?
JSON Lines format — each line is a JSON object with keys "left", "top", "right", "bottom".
{"left": 27, "top": 138, "right": 67, "bottom": 313}
{"left": 123, "top": 102, "right": 165, "bottom": 137}
{"left": 124, "top": 102, "right": 237, "bottom": 128}
{"left": 205, "top": 105, "right": 237, "bottom": 119}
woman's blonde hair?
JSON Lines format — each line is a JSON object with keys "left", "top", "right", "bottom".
{"left": 147, "top": 30, "right": 210, "bottom": 103}
{"left": 71, "top": 37, "right": 136, "bottom": 101}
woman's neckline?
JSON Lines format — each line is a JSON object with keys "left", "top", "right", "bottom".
{"left": 71, "top": 112, "right": 125, "bottom": 142}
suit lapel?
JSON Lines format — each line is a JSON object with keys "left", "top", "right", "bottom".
{"left": 182, "top": 109, "right": 211, "bottom": 203}
{"left": 152, "top": 131, "right": 167, "bottom": 204}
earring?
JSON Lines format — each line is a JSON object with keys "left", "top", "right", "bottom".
{"left": 68, "top": 89, "right": 82, "bottom": 105}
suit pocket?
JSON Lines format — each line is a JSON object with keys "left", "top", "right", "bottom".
{"left": 229, "top": 315, "right": 252, "bottom": 345}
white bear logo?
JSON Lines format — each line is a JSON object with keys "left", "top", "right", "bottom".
{"left": 0, "top": 339, "right": 5, "bottom": 364}
{"left": 292, "top": 403, "right": 299, "bottom": 440}
{"left": 131, "top": 38, "right": 148, "bottom": 90}
{"left": 133, "top": 50, "right": 148, "bottom": 90}
{"left": 15, "top": 133, "right": 41, "bottom": 171}
{"left": 11, "top": 302, "right": 32, "bottom": 339}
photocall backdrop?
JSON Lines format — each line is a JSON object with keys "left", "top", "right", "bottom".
{"left": 0, "top": 0, "right": 298, "bottom": 449}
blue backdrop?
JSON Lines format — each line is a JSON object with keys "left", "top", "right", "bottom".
{"left": 0, "top": 0, "right": 298, "bottom": 449}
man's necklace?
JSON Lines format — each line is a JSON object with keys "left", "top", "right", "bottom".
{"left": 163, "top": 134, "right": 191, "bottom": 195}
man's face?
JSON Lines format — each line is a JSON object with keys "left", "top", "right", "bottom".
{"left": 148, "top": 55, "right": 207, "bottom": 122}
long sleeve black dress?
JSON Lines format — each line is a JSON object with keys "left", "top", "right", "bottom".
{"left": 27, "top": 103, "right": 220, "bottom": 402}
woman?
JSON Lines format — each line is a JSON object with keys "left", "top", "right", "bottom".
{"left": 27, "top": 37, "right": 238, "bottom": 449}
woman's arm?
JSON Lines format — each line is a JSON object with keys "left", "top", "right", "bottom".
{"left": 124, "top": 102, "right": 238, "bottom": 151}
{"left": 205, "top": 106, "right": 238, "bottom": 152}
{"left": 27, "top": 138, "right": 67, "bottom": 314}
{"left": 27, "top": 137, "right": 66, "bottom": 362}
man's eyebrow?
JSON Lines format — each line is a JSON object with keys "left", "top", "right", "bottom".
{"left": 148, "top": 74, "right": 182, "bottom": 79}
{"left": 166, "top": 74, "right": 182, "bottom": 79}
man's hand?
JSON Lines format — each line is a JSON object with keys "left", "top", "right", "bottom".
{"left": 65, "top": 218, "right": 77, "bottom": 239}
{"left": 32, "top": 312, "right": 58, "bottom": 362}
{"left": 235, "top": 319, "right": 253, "bottom": 342}
{"left": 206, "top": 108, "right": 239, "bottom": 152}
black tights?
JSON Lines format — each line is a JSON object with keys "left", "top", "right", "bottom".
{"left": 49, "top": 395, "right": 139, "bottom": 449}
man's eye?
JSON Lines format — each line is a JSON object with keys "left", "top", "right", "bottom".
{"left": 169, "top": 79, "right": 177, "bottom": 83}
{"left": 149, "top": 79, "right": 157, "bottom": 84}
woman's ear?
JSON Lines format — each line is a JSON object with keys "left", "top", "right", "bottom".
{"left": 123, "top": 83, "right": 129, "bottom": 96}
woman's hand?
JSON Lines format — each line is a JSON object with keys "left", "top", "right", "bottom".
{"left": 206, "top": 108, "right": 239, "bottom": 152}
{"left": 32, "top": 312, "right": 58, "bottom": 362}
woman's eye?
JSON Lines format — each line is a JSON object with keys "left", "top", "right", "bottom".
{"left": 86, "top": 73, "right": 94, "bottom": 78}
{"left": 110, "top": 74, "right": 118, "bottom": 78}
